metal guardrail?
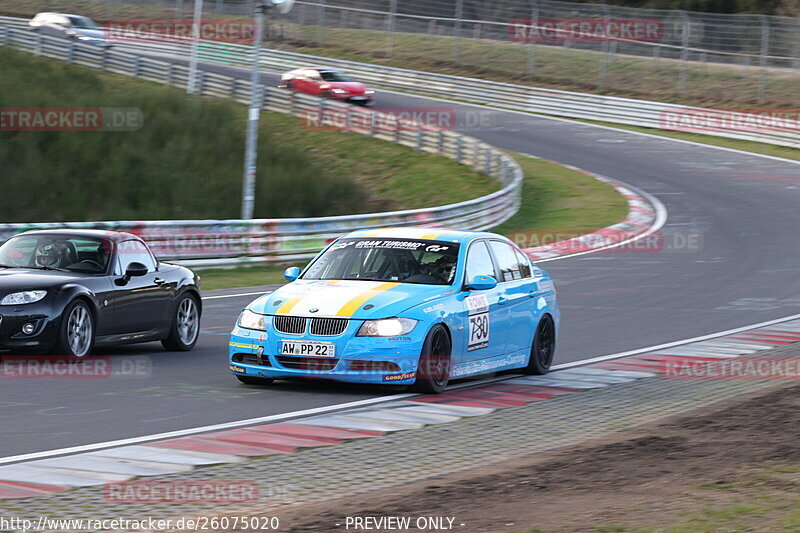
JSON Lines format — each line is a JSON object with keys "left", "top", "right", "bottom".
{"left": 13, "top": 13, "right": 789, "bottom": 150}
{"left": 0, "top": 25, "right": 523, "bottom": 266}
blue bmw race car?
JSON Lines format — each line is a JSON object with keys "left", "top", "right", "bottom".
{"left": 229, "top": 227, "right": 559, "bottom": 393}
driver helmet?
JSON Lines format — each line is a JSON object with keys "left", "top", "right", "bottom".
{"left": 35, "top": 242, "right": 64, "bottom": 268}
{"left": 434, "top": 255, "right": 456, "bottom": 282}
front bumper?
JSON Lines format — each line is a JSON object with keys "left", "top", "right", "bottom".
{"left": 228, "top": 322, "right": 424, "bottom": 385}
{"left": 0, "top": 303, "right": 58, "bottom": 352}
{"left": 339, "top": 95, "right": 371, "bottom": 106}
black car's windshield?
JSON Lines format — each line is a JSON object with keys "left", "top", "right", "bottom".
{"left": 302, "top": 238, "right": 459, "bottom": 285}
{"left": 0, "top": 235, "right": 110, "bottom": 274}
{"left": 68, "top": 16, "right": 98, "bottom": 29}
{"left": 319, "top": 70, "right": 352, "bottom": 82}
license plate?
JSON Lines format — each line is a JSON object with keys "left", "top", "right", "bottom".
{"left": 281, "top": 340, "right": 336, "bottom": 358}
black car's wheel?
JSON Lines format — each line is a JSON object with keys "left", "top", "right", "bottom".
{"left": 523, "top": 314, "right": 556, "bottom": 375}
{"left": 236, "top": 376, "right": 274, "bottom": 386}
{"left": 413, "top": 325, "right": 451, "bottom": 394}
{"left": 54, "top": 300, "right": 95, "bottom": 357}
{"left": 162, "top": 293, "right": 200, "bottom": 351}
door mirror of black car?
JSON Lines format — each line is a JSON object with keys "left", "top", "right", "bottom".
{"left": 125, "top": 262, "right": 148, "bottom": 278}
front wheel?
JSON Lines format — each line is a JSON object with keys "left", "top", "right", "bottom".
{"left": 162, "top": 294, "right": 200, "bottom": 351}
{"left": 523, "top": 314, "right": 556, "bottom": 375}
{"left": 413, "top": 325, "right": 451, "bottom": 394}
{"left": 54, "top": 300, "right": 95, "bottom": 357}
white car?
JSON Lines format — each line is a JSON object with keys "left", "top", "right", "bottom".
{"left": 28, "top": 12, "right": 112, "bottom": 47}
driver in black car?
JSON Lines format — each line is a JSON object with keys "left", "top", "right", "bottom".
{"left": 34, "top": 242, "right": 66, "bottom": 269}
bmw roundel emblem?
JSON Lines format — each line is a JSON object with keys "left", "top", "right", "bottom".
{"left": 309, "top": 307, "right": 319, "bottom": 313}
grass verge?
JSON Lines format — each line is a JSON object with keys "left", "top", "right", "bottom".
{"left": 0, "top": 46, "right": 495, "bottom": 221}
{"left": 197, "top": 154, "right": 629, "bottom": 290}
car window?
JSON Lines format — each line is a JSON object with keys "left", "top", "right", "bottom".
{"left": 117, "top": 239, "right": 156, "bottom": 273}
{"left": 489, "top": 241, "right": 523, "bottom": 282}
{"left": 303, "top": 238, "right": 459, "bottom": 285}
{"left": 0, "top": 234, "right": 110, "bottom": 273}
{"left": 514, "top": 248, "right": 532, "bottom": 278}
{"left": 320, "top": 70, "right": 352, "bottom": 82}
{"left": 465, "top": 241, "right": 495, "bottom": 282}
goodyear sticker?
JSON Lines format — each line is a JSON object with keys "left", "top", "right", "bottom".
{"left": 229, "top": 364, "right": 246, "bottom": 374}
{"left": 229, "top": 341, "right": 259, "bottom": 350}
{"left": 383, "top": 371, "right": 416, "bottom": 382}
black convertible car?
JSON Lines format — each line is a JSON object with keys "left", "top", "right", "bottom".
{"left": 0, "top": 229, "right": 201, "bottom": 356}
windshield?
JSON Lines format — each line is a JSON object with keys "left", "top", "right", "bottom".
{"left": 302, "top": 238, "right": 459, "bottom": 285}
{"left": 0, "top": 235, "right": 110, "bottom": 273}
{"left": 68, "top": 16, "right": 98, "bottom": 29}
{"left": 320, "top": 70, "right": 352, "bottom": 82}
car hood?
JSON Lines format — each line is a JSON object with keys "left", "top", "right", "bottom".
{"left": 325, "top": 81, "right": 367, "bottom": 93}
{"left": 249, "top": 279, "right": 449, "bottom": 320}
{"left": 0, "top": 269, "right": 84, "bottom": 293}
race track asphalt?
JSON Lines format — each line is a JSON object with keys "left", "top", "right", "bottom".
{"left": 1, "top": 53, "right": 798, "bottom": 458}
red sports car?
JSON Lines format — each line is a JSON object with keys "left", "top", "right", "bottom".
{"left": 279, "top": 68, "right": 374, "bottom": 105}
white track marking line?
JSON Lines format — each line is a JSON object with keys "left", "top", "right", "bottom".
{"left": 375, "top": 88, "right": 800, "bottom": 166}
{"left": 0, "top": 394, "right": 412, "bottom": 466}
{"left": 551, "top": 312, "right": 800, "bottom": 370}
{"left": 5, "top": 313, "right": 800, "bottom": 465}
{"left": 202, "top": 291, "right": 270, "bottom": 300}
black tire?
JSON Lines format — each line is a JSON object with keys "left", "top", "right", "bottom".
{"left": 321, "top": 90, "right": 333, "bottom": 99}
{"left": 236, "top": 376, "right": 274, "bottom": 386}
{"left": 523, "top": 314, "right": 556, "bottom": 375}
{"left": 412, "top": 325, "right": 451, "bottom": 394}
{"left": 53, "top": 300, "right": 95, "bottom": 358}
{"left": 161, "top": 293, "right": 200, "bottom": 352}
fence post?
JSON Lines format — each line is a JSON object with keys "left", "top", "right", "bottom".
{"left": 453, "top": 0, "right": 464, "bottom": 63}
{"left": 678, "top": 10, "right": 689, "bottom": 96}
{"left": 758, "top": 15, "right": 770, "bottom": 102}
{"left": 386, "top": 0, "right": 397, "bottom": 57}
{"left": 369, "top": 112, "right": 376, "bottom": 137}
{"left": 68, "top": 39, "right": 75, "bottom": 64}
{"left": 0, "top": 26, "right": 7, "bottom": 47}
{"left": 316, "top": 0, "right": 326, "bottom": 45}
{"left": 597, "top": 4, "right": 611, "bottom": 91}
{"left": 415, "top": 129, "right": 423, "bottom": 152}
{"left": 134, "top": 55, "right": 142, "bottom": 77}
{"left": 455, "top": 136, "right": 463, "bottom": 163}
{"left": 35, "top": 31, "right": 42, "bottom": 56}
{"left": 166, "top": 63, "right": 174, "bottom": 86}
{"left": 526, "top": 1, "right": 539, "bottom": 78}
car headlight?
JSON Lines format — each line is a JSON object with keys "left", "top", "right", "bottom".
{"left": 331, "top": 88, "right": 347, "bottom": 94}
{"left": 238, "top": 309, "right": 266, "bottom": 331}
{"left": 1, "top": 290, "right": 47, "bottom": 305}
{"left": 357, "top": 318, "right": 418, "bottom": 337}
{"left": 365, "top": 89, "right": 375, "bottom": 95}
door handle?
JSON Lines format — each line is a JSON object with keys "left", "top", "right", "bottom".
{"left": 529, "top": 290, "right": 537, "bottom": 298}
{"left": 497, "top": 295, "right": 508, "bottom": 305}
{"left": 154, "top": 278, "right": 166, "bottom": 286}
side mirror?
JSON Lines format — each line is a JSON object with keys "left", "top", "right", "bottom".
{"left": 466, "top": 275, "right": 497, "bottom": 291}
{"left": 283, "top": 266, "right": 301, "bottom": 282}
{"left": 125, "top": 262, "right": 148, "bottom": 278}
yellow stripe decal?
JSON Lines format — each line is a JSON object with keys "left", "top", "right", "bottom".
{"left": 336, "top": 282, "right": 400, "bottom": 316}
{"left": 275, "top": 294, "right": 306, "bottom": 314}
{"left": 420, "top": 230, "right": 446, "bottom": 240}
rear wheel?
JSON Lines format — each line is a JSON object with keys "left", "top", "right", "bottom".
{"left": 54, "top": 300, "right": 94, "bottom": 357}
{"left": 413, "top": 325, "right": 451, "bottom": 394}
{"left": 523, "top": 314, "right": 555, "bottom": 375}
{"left": 162, "top": 294, "right": 200, "bottom": 351}
{"left": 236, "top": 376, "right": 274, "bottom": 386}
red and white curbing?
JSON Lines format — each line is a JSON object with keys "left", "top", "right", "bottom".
{"left": 524, "top": 164, "right": 661, "bottom": 261}
{"left": 0, "top": 318, "right": 798, "bottom": 499}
